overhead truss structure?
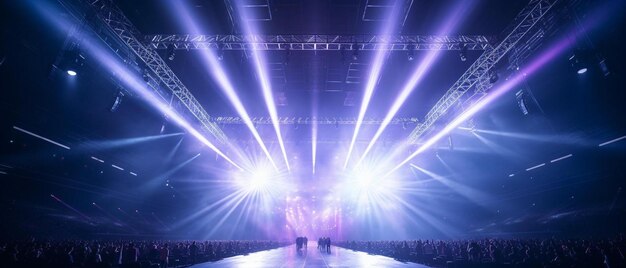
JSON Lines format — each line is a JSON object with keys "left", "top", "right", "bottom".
{"left": 69, "top": 0, "right": 229, "bottom": 143}
{"left": 146, "top": 34, "right": 493, "bottom": 51}
{"left": 212, "top": 116, "right": 418, "bottom": 125}
{"left": 407, "top": 0, "right": 559, "bottom": 144}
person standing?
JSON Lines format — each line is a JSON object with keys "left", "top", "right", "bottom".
{"left": 326, "top": 237, "right": 331, "bottom": 253}
{"left": 189, "top": 241, "right": 199, "bottom": 264}
{"left": 159, "top": 243, "right": 169, "bottom": 268}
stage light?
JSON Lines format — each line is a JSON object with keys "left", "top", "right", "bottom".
{"left": 234, "top": 3, "right": 291, "bottom": 171}
{"left": 386, "top": 33, "right": 582, "bottom": 176}
{"left": 169, "top": 1, "right": 280, "bottom": 171}
{"left": 598, "top": 135, "right": 626, "bottom": 147}
{"left": 525, "top": 163, "right": 545, "bottom": 171}
{"left": 459, "top": 44, "right": 467, "bottom": 62}
{"left": 598, "top": 58, "right": 610, "bottom": 76}
{"left": 62, "top": 49, "right": 84, "bottom": 76}
{"left": 217, "top": 44, "right": 225, "bottom": 61}
{"left": 550, "top": 154, "right": 573, "bottom": 163}
{"left": 110, "top": 90, "right": 124, "bottom": 112}
{"left": 407, "top": 45, "right": 415, "bottom": 61}
{"left": 344, "top": 4, "right": 400, "bottom": 168}
{"left": 166, "top": 44, "right": 175, "bottom": 61}
{"left": 353, "top": 2, "right": 470, "bottom": 168}
{"left": 352, "top": 45, "right": 359, "bottom": 61}
{"left": 569, "top": 51, "right": 588, "bottom": 74}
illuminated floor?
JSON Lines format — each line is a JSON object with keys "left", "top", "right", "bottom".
{"left": 190, "top": 245, "right": 429, "bottom": 268}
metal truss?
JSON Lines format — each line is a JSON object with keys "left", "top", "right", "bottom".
{"left": 72, "top": 0, "right": 228, "bottom": 143}
{"left": 145, "top": 34, "right": 493, "bottom": 51}
{"left": 211, "top": 117, "right": 419, "bottom": 125}
{"left": 407, "top": 0, "right": 559, "bottom": 144}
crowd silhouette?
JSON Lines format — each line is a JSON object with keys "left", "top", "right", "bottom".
{"left": 295, "top": 236, "right": 308, "bottom": 251}
{"left": 337, "top": 235, "right": 626, "bottom": 267}
{"left": 317, "top": 237, "right": 331, "bottom": 253}
{"left": 0, "top": 239, "right": 287, "bottom": 268}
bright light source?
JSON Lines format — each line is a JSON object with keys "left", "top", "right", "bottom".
{"left": 550, "top": 154, "right": 573, "bottom": 163}
{"left": 129, "top": 172, "right": 137, "bottom": 176}
{"left": 67, "top": 70, "right": 77, "bottom": 76}
{"left": 599, "top": 135, "right": 626, "bottom": 147}
{"left": 577, "top": 67, "right": 588, "bottom": 74}
{"left": 525, "top": 163, "right": 545, "bottom": 171}
{"left": 91, "top": 156, "right": 104, "bottom": 163}
{"left": 111, "top": 164, "right": 124, "bottom": 171}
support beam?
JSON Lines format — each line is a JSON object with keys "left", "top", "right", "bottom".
{"left": 74, "top": 0, "right": 229, "bottom": 144}
{"left": 407, "top": 0, "right": 559, "bottom": 144}
{"left": 145, "top": 34, "right": 493, "bottom": 51}
{"left": 211, "top": 117, "right": 418, "bottom": 125}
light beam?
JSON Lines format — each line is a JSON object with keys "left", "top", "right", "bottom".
{"left": 355, "top": 2, "right": 473, "bottom": 168}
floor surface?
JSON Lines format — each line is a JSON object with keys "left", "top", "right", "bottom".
{"left": 190, "top": 245, "right": 430, "bottom": 268}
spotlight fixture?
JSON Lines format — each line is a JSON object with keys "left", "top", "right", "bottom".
{"left": 166, "top": 44, "right": 175, "bottom": 61}
{"left": 352, "top": 44, "right": 359, "bottom": 61}
{"left": 110, "top": 89, "right": 124, "bottom": 112}
{"left": 568, "top": 50, "right": 588, "bottom": 74}
{"left": 407, "top": 45, "right": 415, "bottom": 61}
{"left": 63, "top": 49, "right": 85, "bottom": 76}
{"left": 598, "top": 58, "right": 610, "bottom": 76}
{"left": 217, "top": 44, "right": 225, "bottom": 61}
{"left": 459, "top": 44, "right": 467, "bottom": 62}
{"left": 516, "top": 89, "right": 529, "bottom": 115}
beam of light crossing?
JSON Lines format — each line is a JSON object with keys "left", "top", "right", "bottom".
{"left": 50, "top": 194, "right": 92, "bottom": 222}
{"left": 343, "top": 4, "right": 401, "bottom": 169}
{"left": 234, "top": 4, "right": 290, "bottom": 171}
{"left": 384, "top": 0, "right": 620, "bottom": 177}
{"left": 385, "top": 36, "right": 582, "bottom": 177}
{"left": 169, "top": 1, "right": 278, "bottom": 171}
{"left": 354, "top": 2, "right": 472, "bottom": 168}
{"left": 83, "top": 132, "right": 183, "bottom": 150}
{"left": 312, "top": 113, "right": 318, "bottom": 175}
{"left": 13, "top": 126, "right": 71, "bottom": 150}
{"left": 27, "top": 0, "right": 244, "bottom": 170}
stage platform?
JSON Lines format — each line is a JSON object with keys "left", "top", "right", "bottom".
{"left": 190, "top": 245, "right": 430, "bottom": 267}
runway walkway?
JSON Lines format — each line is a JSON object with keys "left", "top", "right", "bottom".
{"left": 190, "top": 245, "right": 429, "bottom": 268}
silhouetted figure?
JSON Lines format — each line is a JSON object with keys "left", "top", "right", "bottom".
{"left": 190, "top": 241, "right": 199, "bottom": 264}
{"left": 326, "top": 237, "right": 331, "bottom": 253}
{"left": 159, "top": 243, "right": 169, "bottom": 268}
{"left": 296, "top": 237, "right": 302, "bottom": 251}
{"left": 122, "top": 242, "right": 139, "bottom": 268}
{"left": 304, "top": 236, "right": 308, "bottom": 249}
{"left": 317, "top": 237, "right": 324, "bottom": 251}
